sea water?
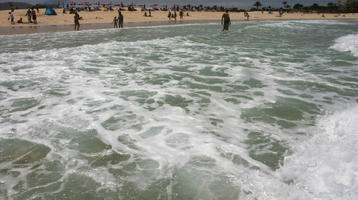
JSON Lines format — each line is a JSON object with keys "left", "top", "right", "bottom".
{"left": 0, "top": 20, "right": 357, "bottom": 200}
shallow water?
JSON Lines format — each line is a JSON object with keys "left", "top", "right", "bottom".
{"left": 0, "top": 20, "right": 358, "bottom": 200}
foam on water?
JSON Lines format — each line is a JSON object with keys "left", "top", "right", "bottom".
{"left": 1, "top": 20, "right": 358, "bottom": 200}
{"left": 278, "top": 105, "right": 358, "bottom": 199}
{"left": 331, "top": 34, "right": 358, "bottom": 57}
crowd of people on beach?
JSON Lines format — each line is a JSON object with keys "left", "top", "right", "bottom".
{"left": 8, "top": 8, "right": 39, "bottom": 25}
{"left": 7, "top": 7, "right": 230, "bottom": 32}
{"left": 167, "top": 10, "right": 188, "bottom": 23}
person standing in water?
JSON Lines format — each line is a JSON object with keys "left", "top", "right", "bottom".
{"left": 118, "top": 12, "right": 123, "bottom": 28}
{"left": 74, "top": 11, "right": 80, "bottom": 31}
{"left": 113, "top": 16, "right": 118, "bottom": 28}
{"left": 221, "top": 10, "right": 231, "bottom": 31}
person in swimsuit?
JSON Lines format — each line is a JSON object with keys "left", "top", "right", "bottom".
{"left": 8, "top": 12, "right": 14, "bottom": 24}
{"left": 113, "top": 16, "right": 118, "bottom": 28}
{"left": 74, "top": 11, "right": 80, "bottom": 31}
{"left": 221, "top": 10, "right": 231, "bottom": 31}
{"left": 32, "top": 9, "right": 37, "bottom": 24}
{"left": 118, "top": 12, "right": 123, "bottom": 28}
{"left": 168, "top": 10, "right": 171, "bottom": 21}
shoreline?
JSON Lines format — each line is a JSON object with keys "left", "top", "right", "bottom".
{"left": 1, "top": 9, "right": 358, "bottom": 35}
{"left": 1, "top": 18, "right": 358, "bottom": 36}
{"left": 0, "top": 19, "right": 221, "bottom": 35}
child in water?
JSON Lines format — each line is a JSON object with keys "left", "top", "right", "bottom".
{"left": 113, "top": 16, "right": 118, "bottom": 28}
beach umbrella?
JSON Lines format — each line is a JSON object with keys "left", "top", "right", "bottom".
{"left": 151, "top": 4, "right": 158, "bottom": 7}
{"left": 129, "top": 3, "right": 136, "bottom": 6}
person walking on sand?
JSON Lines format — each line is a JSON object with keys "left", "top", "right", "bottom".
{"left": 74, "top": 11, "right": 80, "bottom": 31}
{"left": 26, "top": 8, "right": 32, "bottom": 23}
{"left": 118, "top": 12, "right": 123, "bottom": 28}
{"left": 173, "top": 11, "right": 177, "bottom": 23}
{"left": 168, "top": 10, "right": 171, "bottom": 22}
{"left": 179, "top": 10, "right": 183, "bottom": 19}
{"left": 221, "top": 10, "right": 231, "bottom": 31}
{"left": 8, "top": 12, "right": 14, "bottom": 25}
{"left": 32, "top": 9, "right": 37, "bottom": 24}
{"left": 113, "top": 16, "right": 118, "bottom": 28}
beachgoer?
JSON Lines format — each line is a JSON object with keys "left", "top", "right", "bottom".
{"left": 8, "top": 12, "right": 14, "bottom": 25}
{"left": 173, "top": 11, "right": 177, "bottom": 23}
{"left": 26, "top": 8, "right": 32, "bottom": 23}
{"left": 118, "top": 12, "right": 123, "bottom": 28}
{"left": 179, "top": 10, "right": 183, "bottom": 19}
{"left": 187, "top": 12, "right": 189, "bottom": 16}
{"left": 245, "top": 12, "right": 250, "bottom": 21}
{"left": 32, "top": 10, "right": 37, "bottom": 24}
{"left": 113, "top": 16, "right": 118, "bottom": 28}
{"left": 221, "top": 10, "right": 231, "bottom": 31}
{"left": 144, "top": 12, "right": 147, "bottom": 17}
{"left": 17, "top": 17, "right": 23, "bottom": 23}
{"left": 149, "top": 9, "right": 152, "bottom": 17}
{"left": 74, "top": 11, "right": 80, "bottom": 31}
{"left": 279, "top": 9, "right": 283, "bottom": 17}
{"left": 168, "top": 10, "right": 171, "bottom": 21}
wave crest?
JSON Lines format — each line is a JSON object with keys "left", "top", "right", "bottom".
{"left": 331, "top": 34, "right": 358, "bottom": 57}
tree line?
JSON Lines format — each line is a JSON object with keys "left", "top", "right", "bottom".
{"left": 252, "top": 1, "right": 358, "bottom": 13}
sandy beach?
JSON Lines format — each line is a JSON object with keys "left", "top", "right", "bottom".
{"left": 1, "top": 8, "right": 357, "bottom": 34}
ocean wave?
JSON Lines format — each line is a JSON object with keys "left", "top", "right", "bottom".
{"left": 330, "top": 34, "right": 358, "bottom": 57}
{"left": 279, "top": 105, "right": 358, "bottom": 200}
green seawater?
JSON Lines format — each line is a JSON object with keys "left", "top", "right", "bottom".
{"left": 0, "top": 20, "right": 358, "bottom": 200}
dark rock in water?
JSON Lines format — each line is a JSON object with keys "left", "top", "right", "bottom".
{"left": 0, "top": 139, "right": 51, "bottom": 164}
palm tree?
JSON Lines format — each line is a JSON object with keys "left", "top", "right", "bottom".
{"left": 253, "top": 1, "right": 262, "bottom": 10}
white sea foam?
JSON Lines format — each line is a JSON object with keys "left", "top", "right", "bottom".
{"left": 331, "top": 34, "right": 358, "bottom": 57}
{"left": 294, "top": 20, "right": 351, "bottom": 25}
{"left": 1, "top": 21, "right": 357, "bottom": 199}
{"left": 278, "top": 105, "right": 358, "bottom": 200}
